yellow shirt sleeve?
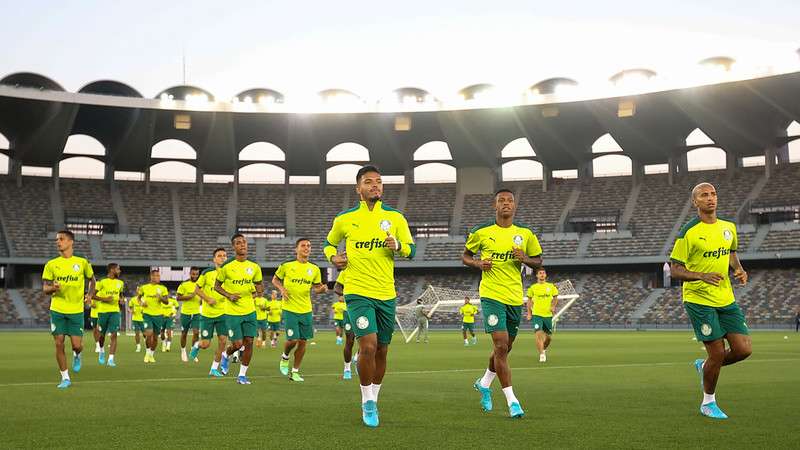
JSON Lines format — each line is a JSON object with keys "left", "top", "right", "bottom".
{"left": 42, "top": 261, "right": 53, "bottom": 281}
{"left": 324, "top": 216, "right": 345, "bottom": 262}
{"left": 395, "top": 214, "right": 416, "bottom": 259}
{"left": 84, "top": 259, "right": 94, "bottom": 279}
{"left": 670, "top": 236, "right": 689, "bottom": 264}
{"left": 253, "top": 264, "right": 263, "bottom": 284}
{"left": 526, "top": 229, "right": 542, "bottom": 257}
{"left": 465, "top": 229, "right": 481, "bottom": 254}
{"left": 313, "top": 266, "right": 322, "bottom": 285}
{"left": 275, "top": 263, "right": 286, "bottom": 280}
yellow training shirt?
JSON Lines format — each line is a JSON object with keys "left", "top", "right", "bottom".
{"left": 527, "top": 282, "right": 559, "bottom": 317}
{"left": 42, "top": 255, "right": 94, "bottom": 315}
{"left": 216, "top": 258, "right": 263, "bottom": 316}
{"left": 95, "top": 278, "right": 125, "bottom": 313}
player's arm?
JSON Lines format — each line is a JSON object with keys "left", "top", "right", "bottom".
{"left": 85, "top": 276, "right": 97, "bottom": 305}
{"left": 669, "top": 235, "right": 723, "bottom": 285}
{"left": 312, "top": 266, "right": 327, "bottom": 294}
{"left": 136, "top": 286, "right": 147, "bottom": 307}
{"left": 271, "top": 275, "right": 289, "bottom": 299}
{"left": 385, "top": 215, "right": 416, "bottom": 259}
{"left": 728, "top": 251, "right": 747, "bottom": 285}
{"left": 526, "top": 297, "right": 532, "bottom": 320}
{"left": 93, "top": 292, "right": 113, "bottom": 303}
{"left": 513, "top": 230, "right": 543, "bottom": 270}
{"left": 254, "top": 272, "right": 265, "bottom": 298}
{"left": 214, "top": 280, "right": 239, "bottom": 302}
{"left": 462, "top": 249, "right": 492, "bottom": 271}
{"left": 194, "top": 276, "right": 216, "bottom": 305}
{"left": 324, "top": 217, "right": 347, "bottom": 269}
{"left": 176, "top": 285, "right": 194, "bottom": 301}
{"left": 551, "top": 295, "right": 559, "bottom": 315}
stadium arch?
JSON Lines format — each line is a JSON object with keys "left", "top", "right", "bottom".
{"left": 149, "top": 161, "right": 197, "bottom": 183}
{"left": 592, "top": 153, "right": 633, "bottom": 177}
{"left": 63, "top": 134, "right": 105, "bottom": 156}
{"left": 414, "top": 141, "right": 452, "bottom": 161}
{"left": 501, "top": 137, "right": 536, "bottom": 158}
{"left": 502, "top": 159, "right": 543, "bottom": 181}
{"left": 326, "top": 163, "right": 363, "bottom": 184}
{"left": 414, "top": 162, "right": 456, "bottom": 183}
{"left": 326, "top": 142, "right": 370, "bottom": 162}
{"left": 238, "top": 162, "right": 285, "bottom": 184}
{"left": 686, "top": 147, "right": 727, "bottom": 172}
{"left": 239, "top": 141, "right": 285, "bottom": 161}
{"left": 59, "top": 156, "right": 105, "bottom": 179}
{"left": 151, "top": 139, "right": 197, "bottom": 160}
{"left": 592, "top": 133, "right": 624, "bottom": 154}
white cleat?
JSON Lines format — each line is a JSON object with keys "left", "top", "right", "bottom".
{"left": 539, "top": 353, "right": 546, "bottom": 363}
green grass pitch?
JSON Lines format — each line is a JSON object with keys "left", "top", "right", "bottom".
{"left": 0, "top": 330, "right": 797, "bottom": 448}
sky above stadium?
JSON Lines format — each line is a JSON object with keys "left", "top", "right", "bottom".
{"left": 1, "top": 1, "right": 799, "bottom": 180}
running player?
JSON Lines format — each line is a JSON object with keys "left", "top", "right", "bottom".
{"left": 94, "top": 263, "right": 125, "bottom": 367}
{"left": 129, "top": 295, "right": 145, "bottom": 352}
{"left": 215, "top": 234, "right": 264, "bottom": 385}
{"left": 464, "top": 188, "right": 542, "bottom": 419}
{"left": 335, "top": 270, "right": 357, "bottom": 380}
{"left": 42, "top": 230, "right": 95, "bottom": 388}
{"left": 266, "top": 290, "right": 282, "bottom": 347}
{"left": 323, "top": 165, "right": 415, "bottom": 427}
{"left": 190, "top": 247, "right": 229, "bottom": 377}
{"left": 670, "top": 182, "right": 751, "bottom": 420}
{"left": 137, "top": 269, "right": 169, "bottom": 363}
{"left": 255, "top": 294, "right": 269, "bottom": 348}
{"left": 273, "top": 238, "right": 328, "bottom": 382}
{"left": 161, "top": 295, "right": 179, "bottom": 352}
{"left": 460, "top": 296, "right": 479, "bottom": 346}
{"left": 90, "top": 296, "right": 100, "bottom": 353}
{"left": 177, "top": 267, "right": 202, "bottom": 362}
{"left": 332, "top": 295, "right": 348, "bottom": 345}
{"left": 525, "top": 268, "right": 558, "bottom": 362}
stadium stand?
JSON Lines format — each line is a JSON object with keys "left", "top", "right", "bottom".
{"left": 460, "top": 193, "right": 496, "bottom": 234}
{"left": 0, "top": 290, "right": 20, "bottom": 323}
{"left": 739, "top": 268, "right": 800, "bottom": 324}
{"left": 424, "top": 241, "right": 464, "bottom": 261}
{"left": 179, "top": 183, "right": 229, "bottom": 260}
{"left": 557, "top": 272, "right": 649, "bottom": 325}
{"left": 405, "top": 184, "right": 456, "bottom": 224}
{"left": 103, "top": 182, "right": 177, "bottom": 260}
{"left": 0, "top": 177, "right": 53, "bottom": 257}
{"left": 759, "top": 229, "right": 800, "bottom": 252}
{"left": 640, "top": 287, "right": 686, "bottom": 324}
{"left": 514, "top": 179, "right": 576, "bottom": 233}
{"left": 18, "top": 288, "right": 50, "bottom": 324}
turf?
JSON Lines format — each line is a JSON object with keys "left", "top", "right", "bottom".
{"left": 0, "top": 330, "right": 797, "bottom": 449}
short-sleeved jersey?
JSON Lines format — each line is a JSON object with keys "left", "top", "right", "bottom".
{"left": 162, "top": 297, "right": 178, "bottom": 317}
{"left": 255, "top": 297, "right": 268, "bottom": 320}
{"left": 197, "top": 267, "right": 226, "bottom": 318}
{"left": 332, "top": 301, "right": 347, "bottom": 320}
{"left": 336, "top": 269, "right": 347, "bottom": 285}
{"left": 95, "top": 278, "right": 125, "bottom": 313}
{"left": 267, "top": 299, "right": 282, "bottom": 322}
{"left": 670, "top": 217, "right": 738, "bottom": 307}
{"left": 527, "top": 282, "right": 559, "bottom": 317}
{"left": 323, "top": 201, "right": 415, "bottom": 301}
{"left": 42, "top": 255, "right": 94, "bottom": 314}
{"left": 275, "top": 260, "right": 322, "bottom": 314}
{"left": 414, "top": 304, "right": 427, "bottom": 319}
{"left": 459, "top": 304, "right": 479, "bottom": 323}
{"left": 137, "top": 283, "right": 168, "bottom": 316}
{"left": 177, "top": 280, "right": 201, "bottom": 315}
{"left": 465, "top": 221, "right": 543, "bottom": 306}
{"left": 216, "top": 258, "right": 263, "bottom": 316}
{"left": 129, "top": 297, "right": 144, "bottom": 321}
{"left": 90, "top": 300, "right": 99, "bottom": 318}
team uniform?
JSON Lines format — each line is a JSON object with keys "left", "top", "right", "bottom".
{"left": 130, "top": 297, "right": 145, "bottom": 333}
{"left": 197, "top": 267, "right": 228, "bottom": 340}
{"left": 276, "top": 260, "right": 322, "bottom": 341}
{"left": 465, "top": 221, "right": 542, "bottom": 337}
{"left": 460, "top": 304, "right": 479, "bottom": 333}
{"left": 267, "top": 299, "right": 282, "bottom": 331}
{"left": 178, "top": 280, "right": 201, "bottom": 331}
{"left": 323, "top": 200, "right": 415, "bottom": 345}
{"left": 336, "top": 270, "right": 354, "bottom": 336}
{"left": 670, "top": 217, "right": 748, "bottom": 341}
{"left": 95, "top": 278, "right": 125, "bottom": 335}
{"left": 527, "top": 282, "right": 559, "bottom": 335}
{"left": 162, "top": 297, "right": 179, "bottom": 331}
{"left": 333, "top": 301, "right": 348, "bottom": 329}
{"left": 216, "top": 258, "right": 263, "bottom": 341}
{"left": 255, "top": 297, "right": 269, "bottom": 332}
{"left": 137, "top": 283, "right": 168, "bottom": 334}
{"left": 89, "top": 300, "right": 99, "bottom": 330}
{"left": 43, "top": 255, "right": 94, "bottom": 337}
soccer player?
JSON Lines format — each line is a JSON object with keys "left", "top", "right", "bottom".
{"left": 525, "top": 267, "right": 558, "bottom": 362}
{"left": 129, "top": 295, "right": 145, "bottom": 352}
{"left": 94, "top": 263, "right": 125, "bottom": 367}
{"left": 414, "top": 298, "right": 430, "bottom": 343}
{"left": 255, "top": 294, "right": 269, "bottom": 348}
{"left": 324, "top": 165, "right": 415, "bottom": 427}
{"left": 335, "top": 270, "right": 357, "bottom": 380}
{"left": 273, "top": 238, "right": 328, "bottom": 382}
{"left": 460, "top": 296, "right": 479, "bottom": 346}
{"left": 190, "top": 247, "right": 229, "bottom": 377}
{"left": 463, "top": 188, "right": 542, "bottom": 419}
{"left": 90, "top": 297, "right": 101, "bottom": 353}
{"left": 161, "top": 295, "right": 179, "bottom": 352}
{"left": 332, "top": 295, "right": 348, "bottom": 345}
{"left": 137, "top": 269, "right": 169, "bottom": 363}
{"left": 215, "top": 234, "right": 264, "bottom": 385}
{"left": 42, "top": 230, "right": 95, "bottom": 388}
{"left": 266, "top": 290, "right": 282, "bottom": 347}
{"left": 669, "top": 182, "right": 751, "bottom": 420}
{"left": 177, "top": 267, "right": 202, "bottom": 362}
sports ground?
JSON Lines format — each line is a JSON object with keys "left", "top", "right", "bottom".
{"left": 0, "top": 330, "right": 796, "bottom": 448}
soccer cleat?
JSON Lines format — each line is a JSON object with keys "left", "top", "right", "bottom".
{"left": 336, "top": 336, "right": 343, "bottom": 345}
{"left": 473, "top": 379, "right": 493, "bottom": 412}
{"left": 289, "top": 372, "right": 304, "bottom": 382}
{"left": 107, "top": 359, "right": 116, "bottom": 368}
{"left": 236, "top": 375, "right": 252, "bottom": 385}
{"left": 694, "top": 359, "right": 705, "bottom": 388}
{"left": 181, "top": 352, "right": 188, "bottom": 362}
{"left": 193, "top": 357, "right": 199, "bottom": 363}
{"left": 464, "top": 341, "right": 469, "bottom": 346}
{"left": 700, "top": 402, "right": 728, "bottom": 419}
{"left": 57, "top": 379, "right": 71, "bottom": 389}
{"left": 343, "top": 369, "right": 352, "bottom": 380}
{"left": 220, "top": 356, "right": 230, "bottom": 375}
{"left": 135, "top": 346, "right": 141, "bottom": 353}
{"left": 143, "top": 353, "right": 149, "bottom": 363}
{"left": 189, "top": 346, "right": 200, "bottom": 360}
{"left": 362, "top": 400, "right": 379, "bottom": 427}
{"left": 98, "top": 352, "right": 106, "bottom": 365}
{"left": 279, "top": 358, "right": 290, "bottom": 376}
{"left": 539, "top": 353, "right": 547, "bottom": 363}
{"left": 509, "top": 402, "right": 525, "bottom": 418}
{"left": 471, "top": 337, "right": 477, "bottom": 345}
{"left": 72, "top": 353, "right": 82, "bottom": 373}
{"left": 209, "top": 368, "right": 224, "bottom": 378}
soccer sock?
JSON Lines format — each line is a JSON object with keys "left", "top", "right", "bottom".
{"left": 479, "top": 369, "right": 496, "bottom": 389}
{"left": 702, "top": 392, "right": 716, "bottom": 405}
{"left": 211, "top": 360, "right": 220, "bottom": 370}
{"left": 239, "top": 365, "right": 248, "bottom": 377}
{"left": 281, "top": 353, "right": 289, "bottom": 360}
{"left": 360, "top": 384, "right": 375, "bottom": 404}
{"left": 502, "top": 386, "right": 519, "bottom": 406}
{"left": 372, "top": 384, "right": 382, "bottom": 402}
{"left": 181, "top": 348, "right": 187, "bottom": 356}
{"left": 464, "top": 339, "right": 469, "bottom": 344}
{"left": 344, "top": 361, "right": 351, "bottom": 371}
{"left": 292, "top": 368, "right": 299, "bottom": 373}
{"left": 109, "top": 354, "right": 115, "bottom": 362}
{"left": 192, "top": 341, "right": 199, "bottom": 349}
{"left": 221, "top": 352, "right": 228, "bottom": 360}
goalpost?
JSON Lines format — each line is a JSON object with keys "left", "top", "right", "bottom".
{"left": 395, "top": 280, "right": 579, "bottom": 343}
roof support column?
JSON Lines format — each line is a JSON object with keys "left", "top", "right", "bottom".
{"left": 104, "top": 162, "right": 114, "bottom": 184}
{"left": 764, "top": 145, "right": 777, "bottom": 180}
{"left": 52, "top": 160, "right": 60, "bottom": 194}
{"left": 196, "top": 167, "right": 204, "bottom": 196}
{"left": 144, "top": 167, "right": 150, "bottom": 195}
{"left": 631, "top": 160, "right": 644, "bottom": 186}
{"left": 668, "top": 156, "right": 678, "bottom": 185}
{"left": 578, "top": 159, "right": 593, "bottom": 180}
{"left": 9, "top": 156, "right": 22, "bottom": 187}
{"left": 542, "top": 164, "right": 553, "bottom": 192}
{"left": 725, "top": 151, "right": 738, "bottom": 180}
{"left": 776, "top": 128, "right": 789, "bottom": 165}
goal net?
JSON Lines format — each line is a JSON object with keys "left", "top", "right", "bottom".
{"left": 395, "top": 280, "right": 579, "bottom": 343}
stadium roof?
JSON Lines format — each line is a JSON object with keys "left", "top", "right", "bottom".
{"left": 1, "top": 71, "right": 799, "bottom": 176}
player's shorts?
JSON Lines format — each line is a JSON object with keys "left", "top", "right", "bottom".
{"left": 199, "top": 315, "right": 227, "bottom": 340}
{"left": 256, "top": 319, "right": 268, "bottom": 331}
{"left": 226, "top": 312, "right": 258, "bottom": 341}
{"left": 462, "top": 322, "right": 475, "bottom": 332}
{"left": 50, "top": 311, "right": 84, "bottom": 336}
{"left": 180, "top": 313, "right": 199, "bottom": 331}
{"left": 531, "top": 315, "right": 553, "bottom": 335}
{"left": 163, "top": 317, "right": 174, "bottom": 330}
{"left": 268, "top": 321, "right": 281, "bottom": 331}
{"left": 97, "top": 312, "right": 121, "bottom": 334}
{"left": 142, "top": 313, "right": 164, "bottom": 335}
{"left": 334, "top": 318, "right": 346, "bottom": 329}
{"left": 89, "top": 317, "right": 98, "bottom": 329}
{"left": 344, "top": 294, "right": 396, "bottom": 345}
{"left": 132, "top": 320, "right": 145, "bottom": 333}
{"left": 284, "top": 311, "right": 314, "bottom": 341}
{"left": 342, "top": 311, "right": 354, "bottom": 336}
{"left": 480, "top": 298, "right": 522, "bottom": 338}
{"left": 684, "top": 301, "right": 749, "bottom": 342}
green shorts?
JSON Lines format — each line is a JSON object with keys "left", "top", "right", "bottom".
{"left": 180, "top": 313, "right": 199, "bottom": 331}
{"left": 50, "top": 311, "right": 84, "bottom": 336}
{"left": 257, "top": 319, "right": 268, "bottom": 331}
{"left": 97, "top": 312, "right": 121, "bottom": 334}
{"left": 163, "top": 317, "right": 174, "bottom": 330}
{"left": 334, "top": 318, "right": 346, "bottom": 329}
{"left": 284, "top": 311, "right": 314, "bottom": 341}
{"left": 531, "top": 315, "right": 553, "bottom": 335}
{"left": 132, "top": 320, "right": 145, "bottom": 333}
{"left": 199, "top": 315, "right": 227, "bottom": 340}
{"left": 342, "top": 311, "right": 354, "bottom": 335}
{"left": 89, "top": 316, "right": 98, "bottom": 329}
{"left": 684, "top": 301, "right": 749, "bottom": 342}
{"left": 227, "top": 312, "right": 258, "bottom": 341}
{"left": 142, "top": 313, "right": 164, "bottom": 335}
{"left": 268, "top": 321, "right": 281, "bottom": 331}
{"left": 462, "top": 322, "right": 475, "bottom": 332}
{"left": 480, "top": 298, "right": 522, "bottom": 338}
{"left": 344, "top": 295, "right": 396, "bottom": 345}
